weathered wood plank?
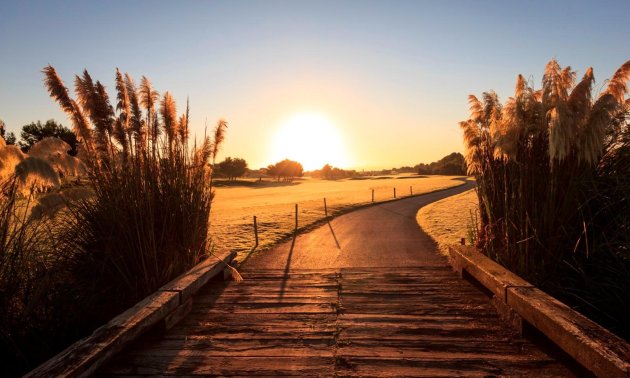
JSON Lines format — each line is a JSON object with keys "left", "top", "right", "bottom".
{"left": 334, "top": 356, "right": 573, "bottom": 377}
{"left": 191, "top": 302, "right": 338, "bottom": 314}
{"left": 102, "top": 356, "right": 335, "bottom": 376}
{"left": 120, "top": 340, "right": 334, "bottom": 357}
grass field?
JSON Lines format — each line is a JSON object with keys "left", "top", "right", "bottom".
{"left": 209, "top": 175, "right": 465, "bottom": 259}
{"left": 416, "top": 188, "right": 478, "bottom": 255}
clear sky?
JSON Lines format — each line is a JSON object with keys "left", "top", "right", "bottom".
{"left": 1, "top": 1, "right": 629, "bottom": 170}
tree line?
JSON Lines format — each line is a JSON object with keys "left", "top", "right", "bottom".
{"left": 0, "top": 119, "right": 78, "bottom": 155}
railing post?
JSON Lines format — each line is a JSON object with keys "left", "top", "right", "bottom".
{"left": 295, "top": 204, "right": 298, "bottom": 232}
{"left": 394, "top": 188, "right": 396, "bottom": 199}
{"left": 324, "top": 198, "right": 328, "bottom": 217}
{"left": 371, "top": 189, "right": 374, "bottom": 203}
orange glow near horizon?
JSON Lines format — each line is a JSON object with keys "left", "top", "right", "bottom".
{"left": 269, "top": 113, "right": 351, "bottom": 171}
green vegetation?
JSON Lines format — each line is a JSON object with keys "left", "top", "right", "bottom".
{"left": 415, "top": 152, "right": 466, "bottom": 175}
{"left": 0, "top": 66, "right": 225, "bottom": 375}
{"left": 308, "top": 163, "right": 359, "bottom": 179}
{"left": 215, "top": 156, "right": 248, "bottom": 180}
{"left": 461, "top": 59, "right": 630, "bottom": 339}
{"left": 18, "top": 120, "right": 78, "bottom": 155}
{"left": 0, "top": 120, "right": 16, "bottom": 145}
{"left": 265, "top": 158, "right": 304, "bottom": 181}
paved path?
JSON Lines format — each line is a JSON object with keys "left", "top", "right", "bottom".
{"left": 101, "top": 179, "right": 575, "bottom": 376}
{"left": 244, "top": 179, "right": 475, "bottom": 270}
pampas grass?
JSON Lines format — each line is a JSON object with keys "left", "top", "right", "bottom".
{"left": 43, "top": 65, "right": 226, "bottom": 303}
{"left": 462, "top": 58, "right": 630, "bottom": 339}
{"left": 0, "top": 66, "right": 227, "bottom": 375}
{"left": 14, "top": 157, "right": 60, "bottom": 193}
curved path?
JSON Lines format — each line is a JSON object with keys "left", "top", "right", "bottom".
{"left": 101, "top": 179, "right": 575, "bottom": 377}
{"left": 244, "top": 178, "right": 475, "bottom": 270}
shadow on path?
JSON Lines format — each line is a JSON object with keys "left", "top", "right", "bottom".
{"left": 278, "top": 232, "right": 297, "bottom": 300}
{"left": 327, "top": 221, "right": 341, "bottom": 250}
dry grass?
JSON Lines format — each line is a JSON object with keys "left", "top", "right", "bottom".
{"left": 210, "top": 175, "right": 464, "bottom": 258}
{"left": 416, "top": 188, "right": 478, "bottom": 255}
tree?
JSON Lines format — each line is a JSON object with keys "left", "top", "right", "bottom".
{"left": 0, "top": 119, "right": 16, "bottom": 145}
{"left": 321, "top": 164, "right": 332, "bottom": 179}
{"left": 415, "top": 152, "right": 466, "bottom": 175}
{"left": 19, "top": 119, "right": 78, "bottom": 155}
{"left": 216, "top": 157, "right": 248, "bottom": 180}
{"left": 266, "top": 159, "right": 303, "bottom": 181}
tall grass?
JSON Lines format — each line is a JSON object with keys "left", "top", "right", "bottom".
{"left": 461, "top": 59, "right": 630, "bottom": 339}
{"left": 0, "top": 67, "right": 226, "bottom": 375}
{"left": 0, "top": 177, "right": 72, "bottom": 375}
{"left": 43, "top": 64, "right": 227, "bottom": 325}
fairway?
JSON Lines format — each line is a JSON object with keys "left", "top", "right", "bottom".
{"left": 209, "top": 175, "right": 465, "bottom": 257}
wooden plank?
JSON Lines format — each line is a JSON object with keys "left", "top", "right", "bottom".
{"left": 191, "top": 302, "right": 337, "bottom": 314}
{"left": 336, "top": 347, "right": 554, "bottom": 361}
{"left": 177, "top": 312, "right": 336, "bottom": 325}
{"left": 334, "top": 356, "right": 573, "bottom": 377}
{"left": 102, "top": 356, "right": 334, "bottom": 376}
{"left": 120, "top": 339, "right": 334, "bottom": 357}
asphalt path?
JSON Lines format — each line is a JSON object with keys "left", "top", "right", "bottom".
{"left": 243, "top": 178, "right": 475, "bottom": 271}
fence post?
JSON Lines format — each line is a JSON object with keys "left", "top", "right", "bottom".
{"left": 253, "top": 216, "right": 259, "bottom": 247}
{"left": 371, "top": 189, "right": 374, "bottom": 203}
{"left": 394, "top": 188, "right": 396, "bottom": 198}
{"left": 324, "top": 197, "right": 328, "bottom": 217}
{"left": 460, "top": 237, "right": 465, "bottom": 245}
{"left": 295, "top": 204, "right": 298, "bottom": 232}
{"left": 410, "top": 186, "right": 412, "bottom": 196}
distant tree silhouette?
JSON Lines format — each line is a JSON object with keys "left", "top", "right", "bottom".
{"left": 308, "top": 164, "right": 358, "bottom": 179}
{"left": 216, "top": 157, "right": 248, "bottom": 180}
{"left": 0, "top": 119, "right": 16, "bottom": 145}
{"left": 415, "top": 152, "right": 466, "bottom": 175}
{"left": 266, "top": 159, "right": 303, "bottom": 181}
{"left": 321, "top": 164, "right": 333, "bottom": 179}
{"left": 19, "top": 119, "right": 78, "bottom": 155}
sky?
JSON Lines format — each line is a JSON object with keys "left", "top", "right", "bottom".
{"left": 1, "top": 0, "right": 629, "bottom": 170}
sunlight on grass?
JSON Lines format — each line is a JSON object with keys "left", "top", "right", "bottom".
{"left": 416, "top": 188, "right": 478, "bottom": 256}
{"left": 210, "top": 175, "right": 464, "bottom": 258}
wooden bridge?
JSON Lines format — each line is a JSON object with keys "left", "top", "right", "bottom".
{"left": 100, "top": 266, "right": 573, "bottom": 376}
{"left": 95, "top": 182, "right": 580, "bottom": 376}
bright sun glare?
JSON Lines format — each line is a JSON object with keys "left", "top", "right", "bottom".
{"left": 270, "top": 113, "right": 350, "bottom": 171}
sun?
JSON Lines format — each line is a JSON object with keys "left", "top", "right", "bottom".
{"left": 270, "top": 113, "right": 350, "bottom": 171}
